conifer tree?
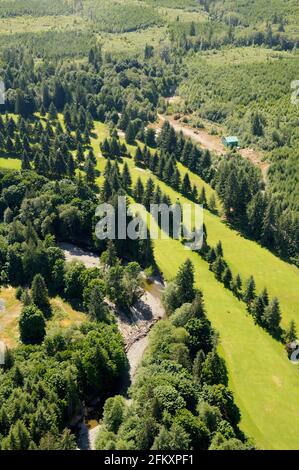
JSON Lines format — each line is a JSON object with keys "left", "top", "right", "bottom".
{"left": 285, "top": 320, "right": 297, "bottom": 343}
{"left": 104, "top": 158, "right": 112, "bottom": 177}
{"left": 120, "top": 143, "right": 127, "bottom": 157}
{"left": 207, "top": 247, "right": 216, "bottom": 265}
{"left": 193, "top": 350, "right": 205, "bottom": 385}
{"left": 145, "top": 128, "right": 156, "bottom": 148}
{"left": 149, "top": 152, "right": 159, "bottom": 173}
{"left": 222, "top": 267, "right": 232, "bottom": 288}
{"left": 261, "top": 198, "right": 276, "bottom": 248}
{"left": 215, "top": 241, "right": 223, "bottom": 257}
{"left": 143, "top": 146, "right": 151, "bottom": 168}
{"left": 114, "top": 139, "right": 122, "bottom": 159}
{"left": 262, "top": 298, "right": 281, "bottom": 334}
{"left": 199, "top": 187, "right": 207, "bottom": 206}
{"left": 181, "top": 173, "right": 192, "bottom": 198}
{"left": 15, "top": 90, "right": 25, "bottom": 116}
{"left": 261, "top": 287, "right": 269, "bottom": 307}
{"left": 88, "top": 285, "right": 108, "bottom": 322}
{"left": 76, "top": 143, "right": 85, "bottom": 164}
{"left": 175, "top": 259, "right": 195, "bottom": 304}
{"left": 243, "top": 276, "right": 256, "bottom": 307}
{"left": 42, "top": 84, "right": 51, "bottom": 110}
{"left": 67, "top": 153, "right": 76, "bottom": 177}
{"left": 192, "top": 185, "right": 198, "bottom": 203}
{"left": 211, "top": 256, "right": 225, "bottom": 281}
{"left": 172, "top": 168, "right": 181, "bottom": 190}
{"left": 101, "top": 240, "right": 118, "bottom": 268}
{"left": 101, "top": 177, "right": 112, "bottom": 201}
{"left": 48, "top": 102, "right": 58, "bottom": 120}
{"left": 143, "top": 178, "right": 155, "bottom": 211}
{"left": 119, "top": 111, "right": 129, "bottom": 131}
{"left": 125, "top": 122, "right": 135, "bottom": 145}
{"left": 247, "top": 192, "right": 266, "bottom": 239}
{"left": 21, "top": 151, "right": 31, "bottom": 171}
{"left": 31, "top": 274, "right": 51, "bottom": 318}
{"left": 153, "top": 185, "right": 163, "bottom": 205}
{"left": 88, "top": 148, "right": 97, "bottom": 164}
{"left": 40, "top": 104, "right": 46, "bottom": 116}
{"left": 252, "top": 294, "right": 266, "bottom": 323}
{"left": 134, "top": 146, "right": 144, "bottom": 167}
{"left": 84, "top": 155, "right": 96, "bottom": 184}
{"left": 52, "top": 150, "right": 67, "bottom": 177}
{"left": 6, "top": 136, "right": 13, "bottom": 153}
{"left": 231, "top": 274, "right": 242, "bottom": 299}
{"left": 133, "top": 177, "right": 144, "bottom": 203}
{"left": 121, "top": 162, "right": 132, "bottom": 192}
{"left": 1, "top": 420, "right": 31, "bottom": 450}
{"left": 208, "top": 194, "right": 217, "bottom": 213}
{"left": 101, "top": 138, "right": 110, "bottom": 157}
{"left": 19, "top": 305, "right": 46, "bottom": 345}
{"left": 190, "top": 21, "right": 196, "bottom": 36}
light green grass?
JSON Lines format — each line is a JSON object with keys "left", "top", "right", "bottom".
{"left": 92, "top": 121, "right": 299, "bottom": 331}
{"left": 195, "top": 46, "right": 292, "bottom": 67}
{"left": 122, "top": 151, "right": 299, "bottom": 331}
{"left": 181, "top": 166, "right": 299, "bottom": 331}
{"left": 91, "top": 122, "right": 299, "bottom": 448}
{"left": 100, "top": 26, "right": 168, "bottom": 57}
{"left": 158, "top": 7, "right": 208, "bottom": 24}
{"left": 0, "top": 157, "right": 21, "bottom": 170}
{"left": 153, "top": 233, "right": 299, "bottom": 450}
{"left": 135, "top": 196, "right": 299, "bottom": 450}
{"left": 0, "top": 14, "right": 87, "bottom": 35}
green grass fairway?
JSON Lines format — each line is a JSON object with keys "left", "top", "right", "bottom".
{"left": 92, "top": 121, "right": 299, "bottom": 330}
{"left": 0, "top": 157, "right": 21, "bottom": 170}
{"left": 179, "top": 165, "right": 299, "bottom": 331}
{"left": 92, "top": 122, "right": 299, "bottom": 449}
{"left": 153, "top": 233, "right": 299, "bottom": 450}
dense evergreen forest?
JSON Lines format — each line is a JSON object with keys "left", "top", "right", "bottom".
{"left": 0, "top": 43, "right": 248, "bottom": 450}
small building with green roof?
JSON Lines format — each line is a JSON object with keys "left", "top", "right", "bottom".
{"left": 222, "top": 136, "right": 239, "bottom": 149}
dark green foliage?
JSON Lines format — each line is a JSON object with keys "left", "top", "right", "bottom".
{"left": 185, "top": 317, "right": 213, "bottom": 357}
{"left": 262, "top": 297, "right": 282, "bottom": 334}
{"left": 102, "top": 396, "right": 126, "bottom": 433}
{"left": 100, "top": 278, "right": 243, "bottom": 450}
{"left": 174, "top": 409, "right": 210, "bottom": 450}
{"left": 284, "top": 320, "right": 297, "bottom": 343}
{"left": 175, "top": 259, "right": 196, "bottom": 305}
{"left": 19, "top": 305, "right": 46, "bottom": 344}
{"left": 31, "top": 274, "right": 51, "bottom": 318}
{"left": 201, "top": 351, "right": 228, "bottom": 386}
{"left": 0, "top": 322, "right": 126, "bottom": 450}
{"left": 87, "top": 281, "right": 109, "bottom": 322}
{"left": 84, "top": 2, "right": 162, "bottom": 33}
{"left": 125, "top": 122, "right": 136, "bottom": 145}
{"left": 243, "top": 276, "right": 256, "bottom": 307}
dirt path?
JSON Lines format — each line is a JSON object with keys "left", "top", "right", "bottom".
{"left": 158, "top": 114, "right": 270, "bottom": 181}
{"left": 158, "top": 114, "right": 225, "bottom": 155}
{"left": 124, "top": 280, "right": 165, "bottom": 380}
{"left": 59, "top": 242, "right": 100, "bottom": 268}
{"left": 239, "top": 147, "right": 269, "bottom": 181}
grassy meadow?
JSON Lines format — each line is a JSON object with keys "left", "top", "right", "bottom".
{"left": 0, "top": 287, "right": 87, "bottom": 349}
